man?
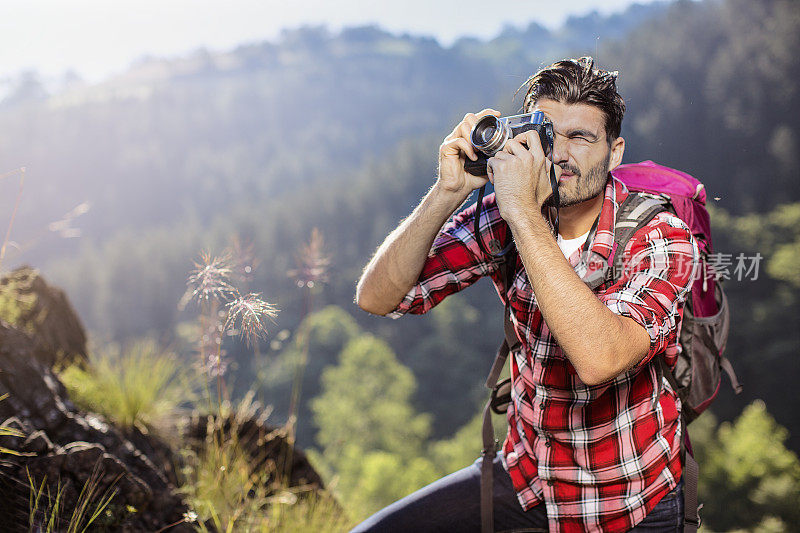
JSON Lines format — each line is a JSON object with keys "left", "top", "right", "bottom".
{"left": 354, "top": 57, "right": 698, "bottom": 532}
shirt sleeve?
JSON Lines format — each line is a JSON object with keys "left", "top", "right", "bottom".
{"left": 387, "top": 192, "right": 509, "bottom": 318}
{"left": 599, "top": 212, "right": 700, "bottom": 369}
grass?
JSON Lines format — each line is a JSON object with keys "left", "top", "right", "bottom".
{"left": 178, "top": 399, "right": 352, "bottom": 533}
{"left": 267, "top": 492, "right": 352, "bottom": 533}
{"left": 180, "top": 430, "right": 270, "bottom": 532}
{"left": 27, "top": 461, "right": 119, "bottom": 533}
{"left": 180, "top": 436, "right": 352, "bottom": 532}
{"left": 59, "top": 338, "right": 193, "bottom": 434}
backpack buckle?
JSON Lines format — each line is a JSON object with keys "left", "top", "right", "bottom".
{"left": 490, "top": 378, "right": 512, "bottom": 414}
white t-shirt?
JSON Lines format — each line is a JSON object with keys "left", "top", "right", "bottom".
{"left": 557, "top": 229, "right": 591, "bottom": 259}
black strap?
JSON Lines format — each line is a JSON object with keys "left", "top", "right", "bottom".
{"left": 480, "top": 389, "right": 498, "bottom": 533}
{"left": 720, "top": 357, "right": 743, "bottom": 394}
{"left": 684, "top": 449, "right": 701, "bottom": 533}
{"left": 480, "top": 251, "right": 519, "bottom": 533}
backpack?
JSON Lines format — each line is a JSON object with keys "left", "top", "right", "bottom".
{"left": 479, "top": 161, "right": 742, "bottom": 533}
{"left": 606, "top": 160, "right": 742, "bottom": 421}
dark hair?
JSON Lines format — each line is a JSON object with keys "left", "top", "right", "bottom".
{"left": 521, "top": 56, "right": 625, "bottom": 142}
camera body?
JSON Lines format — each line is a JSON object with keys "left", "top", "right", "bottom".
{"left": 464, "top": 111, "right": 554, "bottom": 176}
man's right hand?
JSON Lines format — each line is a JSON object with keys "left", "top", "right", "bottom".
{"left": 437, "top": 109, "right": 501, "bottom": 198}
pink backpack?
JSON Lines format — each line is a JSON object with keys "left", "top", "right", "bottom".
{"left": 610, "top": 160, "right": 742, "bottom": 419}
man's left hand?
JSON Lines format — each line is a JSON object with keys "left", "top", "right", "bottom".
{"left": 487, "top": 130, "right": 557, "bottom": 221}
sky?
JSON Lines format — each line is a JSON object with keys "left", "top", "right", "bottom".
{"left": 0, "top": 0, "right": 667, "bottom": 83}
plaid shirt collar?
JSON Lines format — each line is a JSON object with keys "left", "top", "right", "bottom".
{"left": 570, "top": 175, "right": 628, "bottom": 286}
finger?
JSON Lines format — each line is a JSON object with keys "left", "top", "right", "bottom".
{"left": 476, "top": 108, "right": 501, "bottom": 118}
{"left": 458, "top": 112, "right": 486, "bottom": 140}
{"left": 523, "top": 130, "right": 545, "bottom": 159}
{"left": 503, "top": 138, "right": 532, "bottom": 159}
{"left": 487, "top": 155, "right": 506, "bottom": 182}
{"left": 445, "top": 111, "right": 477, "bottom": 141}
{"left": 539, "top": 159, "right": 555, "bottom": 204}
{"left": 487, "top": 163, "right": 494, "bottom": 184}
{"left": 442, "top": 137, "right": 478, "bottom": 161}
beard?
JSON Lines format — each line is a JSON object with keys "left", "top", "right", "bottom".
{"left": 556, "top": 152, "right": 611, "bottom": 207}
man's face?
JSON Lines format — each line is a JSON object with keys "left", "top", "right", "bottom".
{"left": 532, "top": 98, "right": 623, "bottom": 207}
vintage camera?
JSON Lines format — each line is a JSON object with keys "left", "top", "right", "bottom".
{"left": 464, "top": 111, "right": 554, "bottom": 176}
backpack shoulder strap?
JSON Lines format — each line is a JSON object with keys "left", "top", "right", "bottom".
{"left": 607, "top": 192, "right": 670, "bottom": 284}
{"left": 483, "top": 246, "right": 520, "bottom": 404}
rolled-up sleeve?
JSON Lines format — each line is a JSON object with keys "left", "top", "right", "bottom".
{"left": 599, "top": 212, "right": 700, "bottom": 368}
{"left": 387, "top": 193, "right": 508, "bottom": 318}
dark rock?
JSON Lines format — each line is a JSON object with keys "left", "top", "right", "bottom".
{"left": 0, "top": 268, "right": 191, "bottom": 531}
{"left": 0, "top": 266, "right": 88, "bottom": 369}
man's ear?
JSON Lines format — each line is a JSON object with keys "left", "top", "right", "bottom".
{"left": 607, "top": 136, "right": 625, "bottom": 171}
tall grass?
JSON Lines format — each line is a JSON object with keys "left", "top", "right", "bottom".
{"left": 178, "top": 411, "right": 352, "bottom": 533}
{"left": 182, "top": 250, "right": 278, "bottom": 413}
{"left": 180, "top": 428, "right": 270, "bottom": 532}
{"left": 60, "top": 339, "right": 193, "bottom": 433}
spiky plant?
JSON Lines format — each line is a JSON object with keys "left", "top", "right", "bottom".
{"left": 285, "top": 228, "right": 331, "bottom": 482}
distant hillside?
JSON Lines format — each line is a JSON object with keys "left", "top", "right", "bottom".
{"left": 0, "top": 2, "right": 669, "bottom": 268}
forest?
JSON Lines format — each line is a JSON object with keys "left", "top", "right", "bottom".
{"left": 0, "top": 0, "right": 798, "bottom": 530}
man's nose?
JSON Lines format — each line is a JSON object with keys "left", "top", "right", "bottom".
{"left": 550, "top": 135, "right": 569, "bottom": 165}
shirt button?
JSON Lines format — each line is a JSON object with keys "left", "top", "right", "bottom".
{"left": 547, "top": 480, "right": 554, "bottom": 487}
{"left": 539, "top": 402, "right": 546, "bottom": 409}
{"left": 545, "top": 439, "right": 551, "bottom": 448}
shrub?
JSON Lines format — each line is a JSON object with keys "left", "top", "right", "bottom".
{"left": 60, "top": 338, "right": 192, "bottom": 433}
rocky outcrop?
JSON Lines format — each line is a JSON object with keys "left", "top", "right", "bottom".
{"left": 0, "top": 266, "right": 88, "bottom": 369}
{"left": 0, "top": 286, "right": 192, "bottom": 531}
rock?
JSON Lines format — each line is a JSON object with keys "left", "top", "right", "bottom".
{"left": 0, "top": 319, "right": 194, "bottom": 531}
{"left": 0, "top": 268, "right": 193, "bottom": 531}
{"left": 0, "top": 266, "right": 88, "bottom": 369}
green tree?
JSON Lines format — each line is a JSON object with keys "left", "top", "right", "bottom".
{"left": 691, "top": 401, "right": 800, "bottom": 531}
{"left": 310, "top": 334, "right": 439, "bottom": 519}
{"left": 312, "top": 334, "right": 431, "bottom": 459}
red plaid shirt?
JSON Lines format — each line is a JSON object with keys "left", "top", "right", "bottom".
{"left": 389, "top": 176, "right": 699, "bottom": 532}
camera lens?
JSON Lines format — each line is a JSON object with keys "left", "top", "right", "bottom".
{"left": 471, "top": 115, "right": 507, "bottom": 155}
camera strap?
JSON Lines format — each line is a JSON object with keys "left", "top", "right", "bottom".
{"left": 473, "top": 162, "right": 559, "bottom": 259}
{"left": 480, "top": 248, "right": 521, "bottom": 533}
